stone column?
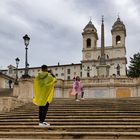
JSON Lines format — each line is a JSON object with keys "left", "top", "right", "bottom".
{"left": 17, "top": 78, "right": 34, "bottom": 102}
{"left": 54, "top": 79, "right": 64, "bottom": 98}
{"left": 13, "top": 84, "right": 19, "bottom": 97}
{"left": 109, "top": 78, "right": 115, "bottom": 98}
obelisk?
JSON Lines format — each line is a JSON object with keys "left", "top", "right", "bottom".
{"left": 97, "top": 16, "right": 109, "bottom": 76}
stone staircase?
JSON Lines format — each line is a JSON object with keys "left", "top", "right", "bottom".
{"left": 1, "top": 98, "right": 140, "bottom": 139}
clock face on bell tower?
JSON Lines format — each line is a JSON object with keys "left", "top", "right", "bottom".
{"left": 85, "top": 52, "right": 91, "bottom": 59}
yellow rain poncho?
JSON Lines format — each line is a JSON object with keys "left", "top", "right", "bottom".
{"left": 33, "top": 72, "right": 56, "bottom": 106}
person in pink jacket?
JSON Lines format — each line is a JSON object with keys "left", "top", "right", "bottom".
{"left": 73, "top": 76, "right": 84, "bottom": 101}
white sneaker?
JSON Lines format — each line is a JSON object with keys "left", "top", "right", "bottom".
{"left": 76, "top": 99, "right": 80, "bottom": 102}
{"left": 81, "top": 98, "right": 85, "bottom": 100}
{"left": 39, "top": 122, "right": 50, "bottom": 127}
{"left": 43, "top": 122, "right": 50, "bottom": 126}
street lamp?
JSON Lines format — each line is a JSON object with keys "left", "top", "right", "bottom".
{"left": 15, "top": 57, "right": 20, "bottom": 84}
{"left": 22, "top": 34, "right": 30, "bottom": 78}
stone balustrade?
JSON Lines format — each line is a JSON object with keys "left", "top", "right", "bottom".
{"left": 11, "top": 77, "right": 140, "bottom": 102}
{"left": 0, "top": 97, "right": 24, "bottom": 113}
{"left": 0, "top": 77, "right": 140, "bottom": 113}
{"left": 55, "top": 77, "right": 140, "bottom": 98}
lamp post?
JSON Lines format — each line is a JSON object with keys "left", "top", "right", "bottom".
{"left": 22, "top": 34, "right": 30, "bottom": 78}
{"left": 15, "top": 57, "right": 20, "bottom": 84}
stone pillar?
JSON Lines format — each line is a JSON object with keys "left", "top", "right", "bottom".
{"left": 109, "top": 78, "right": 115, "bottom": 98}
{"left": 13, "top": 84, "right": 19, "bottom": 97}
{"left": 54, "top": 79, "right": 64, "bottom": 98}
{"left": 17, "top": 78, "right": 34, "bottom": 102}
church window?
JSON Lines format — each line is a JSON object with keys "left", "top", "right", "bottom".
{"left": 61, "top": 73, "right": 64, "bottom": 76}
{"left": 87, "top": 66, "right": 90, "bottom": 77}
{"left": 86, "top": 38, "right": 91, "bottom": 48}
{"left": 67, "top": 69, "right": 70, "bottom": 74}
{"left": 9, "top": 68, "right": 13, "bottom": 74}
{"left": 80, "top": 72, "right": 82, "bottom": 77}
{"left": 106, "top": 55, "right": 109, "bottom": 59}
{"left": 116, "top": 64, "right": 120, "bottom": 76}
{"left": 98, "top": 56, "right": 100, "bottom": 60}
{"left": 67, "top": 76, "right": 70, "bottom": 80}
{"left": 116, "top": 35, "right": 121, "bottom": 45}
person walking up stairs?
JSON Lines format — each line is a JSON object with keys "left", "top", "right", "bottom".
{"left": 33, "top": 65, "right": 56, "bottom": 127}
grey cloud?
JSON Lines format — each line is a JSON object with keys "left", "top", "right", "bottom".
{"left": 0, "top": 0, "right": 139, "bottom": 69}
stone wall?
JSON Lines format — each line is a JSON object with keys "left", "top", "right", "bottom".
{"left": 12, "top": 77, "right": 140, "bottom": 102}
{"left": 0, "top": 97, "right": 25, "bottom": 113}
{"left": 13, "top": 78, "right": 34, "bottom": 102}
{"left": 0, "top": 78, "right": 34, "bottom": 113}
{"left": 55, "top": 77, "right": 140, "bottom": 99}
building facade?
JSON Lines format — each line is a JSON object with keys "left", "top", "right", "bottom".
{"left": 2, "top": 17, "right": 127, "bottom": 80}
{"left": 81, "top": 17, "right": 127, "bottom": 78}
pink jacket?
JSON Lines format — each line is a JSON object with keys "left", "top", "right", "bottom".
{"left": 73, "top": 81, "right": 83, "bottom": 94}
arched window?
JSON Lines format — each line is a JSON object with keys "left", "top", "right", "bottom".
{"left": 106, "top": 55, "right": 109, "bottom": 59}
{"left": 116, "top": 35, "right": 121, "bottom": 45}
{"left": 116, "top": 64, "right": 120, "bottom": 76}
{"left": 87, "top": 72, "right": 90, "bottom": 77}
{"left": 87, "top": 66, "right": 90, "bottom": 77}
{"left": 86, "top": 38, "right": 91, "bottom": 48}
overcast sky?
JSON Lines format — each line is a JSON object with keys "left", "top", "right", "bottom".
{"left": 0, "top": 0, "right": 140, "bottom": 69}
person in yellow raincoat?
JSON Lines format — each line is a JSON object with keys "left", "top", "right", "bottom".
{"left": 33, "top": 65, "right": 56, "bottom": 127}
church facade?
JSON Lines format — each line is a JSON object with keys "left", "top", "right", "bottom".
{"left": 82, "top": 17, "right": 127, "bottom": 78}
{"left": 2, "top": 17, "right": 127, "bottom": 80}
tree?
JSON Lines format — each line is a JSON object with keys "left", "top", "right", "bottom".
{"left": 128, "top": 52, "right": 140, "bottom": 78}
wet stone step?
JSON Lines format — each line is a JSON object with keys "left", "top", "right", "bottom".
{"left": 0, "top": 125, "right": 140, "bottom": 132}
{"left": 1, "top": 98, "right": 140, "bottom": 139}
{"left": 1, "top": 121, "right": 140, "bottom": 125}
{"left": 1, "top": 115, "right": 140, "bottom": 120}
{"left": 1, "top": 118, "right": 140, "bottom": 122}
{"left": 0, "top": 131, "right": 140, "bottom": 139}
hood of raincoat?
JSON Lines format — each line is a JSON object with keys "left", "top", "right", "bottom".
{"left": 37, "top": 72, "right": 48, "bottom": 79}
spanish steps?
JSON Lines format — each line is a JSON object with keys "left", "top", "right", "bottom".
{"left": 1, "top": 97, "right": 140, "bottom": 139}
